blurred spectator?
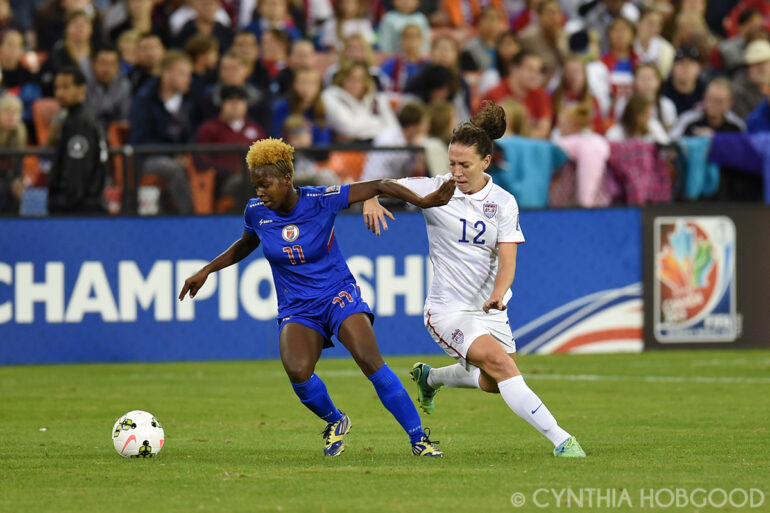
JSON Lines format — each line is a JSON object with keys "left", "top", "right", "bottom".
{"left": 633, "top": 63, "right": 677, "bottom": 132}
{"left": 718, "top": 8, "right": 765, "bottom": 73}
{"left": 185, "top": 34, "right": 220, "bottom": 92}
{"left": 321, "top": 61, "right": 398, "bottom": 142}
{"left": 275, "top": 39, "right": 316, "bottom": 96}
{"left": 109, "top": 0, "right": 170, "bottom": 47}
{"left": 509, "top": 0, "right": 542, "bottom": 33}
{"left": 6, "top": 0, "right": 40, "bottom": 38}
{"left": 231, "top": 30, "right": 271, "bottom": 91}
{"left": 48, "top": 66, "right": 107, "bottom": 215}
{"left": 195, "top": 85, "right": 263, "bottom": 199}
{"left": 176, "top": 0, "right": 234, "bottom": 52}
{"left": 420, "top": 34, "right": 471, "bottom": 121}
{"left": 482, "top": 51, "right": 552, "bottom": 138}
{"left": 580, "top": 0, "right": 640, "bottom": 54}
{"left": 260, "top": 27, "right": 290, "bottom": 91}
{"left": 169, "top": 0, "right": 233, "bottom": 40}
{"left": 323, "top": 33, "right": 392, "bottom": 91}
{"left": 272, "top": 66, "right": 331, "bottom": 144}
{"left": 460, "top": 6, "right": 505, "bottom": 72}
{"left": 499, "top": 98, "right": 528, "bottom": 136}
{"left": 129, "top": 51, "right": 195, "bottom": 215}
{"left": 378, "top": 0, "right": 431, "bottom": 54}
{"left": 746, "top": 91, "right": 770, "bottom": 133}
{"left": 477, "top": 31, "right": 521, "bottom": 96}
{"left": 403, "top": 63, "right": 469, "bottom": 128}
{"left": 34, "top": 0, "right": 105, "bottom": 53}
{"left": 0, "top": 0, "right": 23, "bottom": 34}
{"left": 380, "top": 24, "right": 428, "bottom": 93}
{"left": 197, "top": 51, "right": 273, "bottom": 137}
{"left": 724, "top": 0, "right": 770, "bottom": 39}
{"left": 39, "top": 9, "right": 97, "bottom": 97}
{"left": 551, "top": 56, "right": 605, "bottom": 134}
{"left": 731, "top": 39, "right": 770, "bottom": 119}
{"left": 439, "top": 0, "right": 505, "bottom": 29}
{"left": 661, "top": 45, "right": 706, "bottom": 115}
{"left": 601, "top": 16, "right": 637, "bottom": 119}
{"left": 0, "top": 30, "right": 42, "bottom": 134}
{"left": 518, "top": 0, "right": 568, "bottom": 85}
{"left": 117, "top": 28, "right": 141, "bottom": 74}
{"left": 283, "top": 114, "right": 340, "bottom": 187}
{"left": 421, "top": 101, "right": 454, "bottom": 176}
{"left": 606, "top": 93, "right": 665, "bottom": 143}
{"left": 85, "top": 46, "right": 131, "bottom": 133}
{"left": 670, "top": 78, "right": 745, "bottom": 139}
{"left": 128, "top": 32, "right": 165, "bottom": 93}
{"left": 635, "top": 7, "right": 675, "bottom": 79}
{"left": 670, "top": 10, "right": 715, "bottom": 69}
{"left": 361, "top": 102, "right": 427, "bottom": 180}
{"left": 0, "top": 94, "right": 27, "bottom": 214}
{"left": 551, "top": 103, "right": 612, "bottom": 207}
{"left": 318, "top": 0, "right": 375, "bottom": 52}
{"left": 244, "top": 0, "right": 302, "bottom": 43}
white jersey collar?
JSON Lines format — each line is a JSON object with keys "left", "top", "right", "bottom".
{"left": 462, "top": 174, "right": 494, "bottom": 201}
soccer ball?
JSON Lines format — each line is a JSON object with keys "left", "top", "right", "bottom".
{"left": 112, "top": 410, "right": 165, "bottom": 458}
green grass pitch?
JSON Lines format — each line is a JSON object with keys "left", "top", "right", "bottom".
{"left": 2, "top": 350, "right": 768, "bottom": 513}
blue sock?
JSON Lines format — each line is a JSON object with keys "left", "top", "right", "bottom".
{"left": 368, "top": 364, "right": 425, "bottom": 444}
{"left": 291, "top": 374, "right": 343, "bottom": 424}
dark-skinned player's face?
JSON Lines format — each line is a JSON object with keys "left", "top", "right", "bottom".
{"left": 250, "top": 165, "right": 292, "bottom": 210}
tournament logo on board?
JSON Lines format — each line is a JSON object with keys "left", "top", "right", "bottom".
{"left": 482, "top": 201, "right": 497, "bottom": 219}
{"left": 654, "top": 217, "right": 739, "bottom": 342}
{"left": 282, "top": 224, "right": 299, "bottom": 242}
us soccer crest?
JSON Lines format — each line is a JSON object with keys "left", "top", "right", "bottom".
{"left": 451, "top": 329, "right": 464, "bottom": 345}
{"left": 482, "top": 201, "right": 497, "bottom": 219}
{"left": 282, "top": 224, "right": 299, "bottom": 242}
{"left": 654, "top": 217, "right": 739, "bottom": 342}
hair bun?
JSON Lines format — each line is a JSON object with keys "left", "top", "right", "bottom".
{"left": 471, "top": 101, "right": 506, "bottom": 141}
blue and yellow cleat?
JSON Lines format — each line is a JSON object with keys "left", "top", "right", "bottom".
{"left": 411, "top": 362, "right": 440, "bottom": 414}
{"left": 412, "top": 428, "right": 443, "bottom": 457}
{"left": 553, "top": 436, "right": 586, "bottom": 458}
{"left": 322, "top": 412, "right": 351, "bottom": 457}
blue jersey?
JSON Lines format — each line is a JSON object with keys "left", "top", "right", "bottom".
{"left": 244, "top": 184, "right": 355, "bottom": 317}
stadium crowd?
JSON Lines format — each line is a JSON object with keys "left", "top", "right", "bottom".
{"left": 0, "top": 0, "right": 769, "bottom": 215}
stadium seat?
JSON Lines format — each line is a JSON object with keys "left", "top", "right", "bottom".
{"left": 182, "top": 154, "right": 216, "bottom": 215}
{"left": 107, "top": 120, "right": 130, "bottom": 189}
{"left": 21, "top": 155, "right": 44, "bottom": 187}
{"left": 327, "top": 151, "right": 366, "bottom": 182}
{"left": 32, "top": 98, "right": 60, "bottom": 146}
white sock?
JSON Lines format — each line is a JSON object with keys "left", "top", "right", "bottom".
{"left": 427, "top": 363, "right": 480, "bottom": 389}
{"left": 498, "top": 375, "right": 571, "bottom": 447}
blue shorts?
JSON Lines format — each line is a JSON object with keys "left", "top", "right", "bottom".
{"left": 276, "top": 282, "right": 374, "bottom": 349}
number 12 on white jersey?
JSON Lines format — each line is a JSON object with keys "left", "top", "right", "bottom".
{"left": 458, "top": 218, "right": 486, "bottom": 245}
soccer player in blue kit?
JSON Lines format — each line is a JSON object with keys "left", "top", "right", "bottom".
{"left": 179, "top": 138, "right": 454, "bottom": 457}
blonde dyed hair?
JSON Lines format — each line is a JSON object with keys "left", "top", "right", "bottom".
{"left": 246, "top": 137, "right": 295, "bottom": 177}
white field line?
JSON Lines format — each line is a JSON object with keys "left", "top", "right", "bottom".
{"left": 198, "top": 369, "right": 770, "bottom": 384}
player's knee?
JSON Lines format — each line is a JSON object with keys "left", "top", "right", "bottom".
{"left": 478, "top": 373, "right": 500, "bottom": 393}
{"left": 284, "top": 361, "right": 315, "bottom": 383}
{"left": 353, "top": 352, "right": 384, "bottom": 376}
{"left": 481, "top": 353, "right": 515, "bottom": 382}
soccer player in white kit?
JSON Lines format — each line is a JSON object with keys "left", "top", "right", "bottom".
{"left": 363, "top": 102, "right": 586, "bottom": 458}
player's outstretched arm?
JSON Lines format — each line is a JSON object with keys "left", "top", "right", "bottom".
{"left": 348, "top": 179, "right": 456, "bottom": 209}
{"left": 179, "top": 230, "right": 260, "bottom": 300}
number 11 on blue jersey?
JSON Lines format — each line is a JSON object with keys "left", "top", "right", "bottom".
{"left": 283, "top": 245, "right": 306, "bottom": 264}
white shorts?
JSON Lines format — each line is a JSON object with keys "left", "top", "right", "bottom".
{"left": 424, "top": 306, "right": 517, "bottom": 370}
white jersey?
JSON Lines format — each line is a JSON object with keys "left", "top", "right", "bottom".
{"left": 396, "top": 173, "right": 525, "bottom": 312}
